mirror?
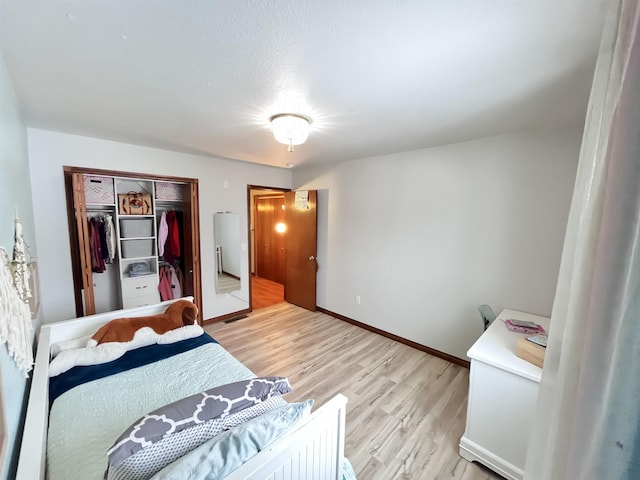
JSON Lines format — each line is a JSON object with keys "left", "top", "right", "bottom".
{"left": 214, "top": 212, "right": 241, "bottom": 295}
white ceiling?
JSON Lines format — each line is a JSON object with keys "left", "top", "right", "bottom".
{"left": 0, "top": 1, "right": 606, "bottom": 169}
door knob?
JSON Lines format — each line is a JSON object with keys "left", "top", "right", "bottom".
{"left": 309, "top": 255, "right": 316, "bottom": 261}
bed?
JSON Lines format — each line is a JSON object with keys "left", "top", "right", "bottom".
{"left": 16, "top": 298, "right": 351, "bottom": 480}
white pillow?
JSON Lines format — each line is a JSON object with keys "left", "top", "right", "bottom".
{"left": 157, "top": 325, "right": 203, "bottom": 344}
{"left": 50, "top": 335, "right": 92, "bottom": 358}
{"left": 49, "top": 324, "right": 205, "bottom": 377}
{"left": 49, "top": 343, "right": 126, "bottom": 377}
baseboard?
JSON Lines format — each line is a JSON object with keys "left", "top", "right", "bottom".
{"left": 316, "top": 306, "right": 470, "bottom": 368}
{"left": 203, "top": 308, "right": 251, "bottom": 325}
{"left": 223, "top": 314, "right": 249, "bottom": 324}
{"left": 221, "top": 272, "right": 241, "bottom": 280}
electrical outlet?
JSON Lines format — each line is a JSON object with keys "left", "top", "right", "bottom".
{"left": 355, "top": 295, "right": 361, "bottom": 305}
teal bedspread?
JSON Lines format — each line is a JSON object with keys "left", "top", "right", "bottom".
{"left": 48, "top": 339, "right": 357, "bottom": 480}
{"left": 47, "top": 342, "right": 254, "bottom": 480}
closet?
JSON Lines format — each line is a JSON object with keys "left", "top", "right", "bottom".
{"left": 64, "top": 167, "right": 202, "bottom": 321}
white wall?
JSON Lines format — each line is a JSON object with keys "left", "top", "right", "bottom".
{"left": 294, "top": 128, "right": 580, "bottom": 359}
{"left": 27, "top": 129, "right": 291, "bottom": 323}
{"left": 0, "top": 55, "right": 40, "bottom": 480}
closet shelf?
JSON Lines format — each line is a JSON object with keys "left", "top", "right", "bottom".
{"left": 86, "top": 204, "right": 115, "bottom": 210}
{"left": 120, "top": 236, "right": 156, "bottom": 241}
{"left": 120, "top": 255, "right": 156, "bottom": 261}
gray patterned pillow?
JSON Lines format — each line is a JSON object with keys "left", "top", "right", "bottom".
{"left": 106, "top": 396, "right": 287, "bottom": 480}
{"left": 107, "top": 377, "right": 292, "bottom": 467}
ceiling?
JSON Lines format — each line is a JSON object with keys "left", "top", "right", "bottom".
{"left": 0, "top": 1, "right": 606, "bottom": 169}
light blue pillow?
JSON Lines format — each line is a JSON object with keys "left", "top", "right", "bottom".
{"left": 151, "top": 400, "right": 313, "bottom": 479}
{"left": 343, "top": 458, "right": 357, "bottom": 480}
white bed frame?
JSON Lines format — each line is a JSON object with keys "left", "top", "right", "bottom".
{"left": 16, "top": 298, "right": 347, "bottom": 480}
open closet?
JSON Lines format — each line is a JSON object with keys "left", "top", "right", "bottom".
{"left": 64, "top": 167, "right": 202, "bottom": 321}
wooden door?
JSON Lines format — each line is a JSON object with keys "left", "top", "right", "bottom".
{"left": 284, "top": 190, "right": 317, "bottom": 311}
{"left": 255, "top": 196, "right": 274, "bottom": 280}
{"left": 180, "top": 181, "right": 203, "bottom": 322}
{"left": 255, "top": 196, "right": 285, "bottom": 284}
{"left": 66, "top": 172, "right": 95, "bottom": 316}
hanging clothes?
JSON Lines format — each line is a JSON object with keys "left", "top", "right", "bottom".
{"left": 104, "top": 214, "right": 116, "bottom": 263}
{"left": 158, "top": 210, "right": 168, "bottom": 257}
{"left": 158, "top": 265, "right": 173, "bottom": 301}
{"left": 164, "top": 211, "right": 181, "bottom": 264}
{"left": 158, "top": 264, "right": 182, "bottom": 301}
{"left": 169, "top": 264, "right": 182, "bottom": 299}
{"left": 174, "top": 264, "right": 184, "bottom": 296}
{"left": 176, "top": 210, "right": 183, "bottom": 256}
{"left": 98, "top": 218, "right": 109, "bottom": 263}
{"left": 89, "top": 217, "right": 106, "bottom": 273}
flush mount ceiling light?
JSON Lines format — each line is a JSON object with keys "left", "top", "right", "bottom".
{"left": 270, "top": 113, "right": 312, "bottom": 152}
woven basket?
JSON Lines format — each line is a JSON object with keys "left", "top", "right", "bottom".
{"left": 84, "top": 176, "right": 114, "bottom": 205}
{"left": 120, "top": 218, "right": 153, "bottom": 238}
{"left": 121, "top": 239, "right": 154, "bottom": 258}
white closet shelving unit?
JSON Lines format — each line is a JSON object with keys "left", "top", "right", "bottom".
{"left": 115, "top": 178, "right": 161, "bottom": 309}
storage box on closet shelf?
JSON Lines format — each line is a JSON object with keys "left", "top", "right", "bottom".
{"left": 120, "top": 218, "right": 153, "bottom": 238}
{"left": 127, "top": 261, "right": 152, "bottom": 277}
{"left": 121, "top": 239, "right": 154, "bottom": 258}
{"left": 155, "top": 182, "right": 183, "bottom": 201}
{"left": 84, "top": 176, "right": 115, "bottom": 205}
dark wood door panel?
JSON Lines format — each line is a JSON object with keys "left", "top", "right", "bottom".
{"left": 284, "top": 190, "right": 317, "bottom": 311}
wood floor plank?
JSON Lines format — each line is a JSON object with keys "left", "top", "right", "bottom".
{"left": 205, "top": 303, "right": 501, "bottom": 480}
{"left": 251, "top": 275, "right": 284, "bottom": 309}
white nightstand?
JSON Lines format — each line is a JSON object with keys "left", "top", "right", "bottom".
{"left": 459, "top": 309, "right": 550, "bottom": 480}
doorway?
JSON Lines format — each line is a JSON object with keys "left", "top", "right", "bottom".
{"left": 248, "top": 186, "right": 289, "bottom": 310}
{"left": 247, "top": 185, "right": 319, "bottom": 312}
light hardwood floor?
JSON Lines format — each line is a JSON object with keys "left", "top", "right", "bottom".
{"left": 251, "top": 275, "right": 284, "bottom": 309}
{"left": 217, "top": 272, "right": 241, "bottom": 293}
{"left": 205, "top": 303, "right": 501, "bottom": 480}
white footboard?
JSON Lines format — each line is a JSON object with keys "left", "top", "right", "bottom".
{"left": 226, "top": 394, "right": 347, "bottom": 480}
{"left": 16, "top": 299, "right": 348, "bottom": 480}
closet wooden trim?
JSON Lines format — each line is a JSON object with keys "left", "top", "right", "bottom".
{"left": 186, "top": 181, "right": 203, "bottom": 324}
{"left": 71, "top": 172, "right": 95, "bottom": 315}
{"left": 63, "top": 166, "right": 198, "bottom": 185}
{"left": 64, "top": 173, "right": 87, "bottom": 317}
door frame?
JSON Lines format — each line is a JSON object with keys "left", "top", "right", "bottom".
{"left": 246, "top": 185, "right": 291, "bottom": 311}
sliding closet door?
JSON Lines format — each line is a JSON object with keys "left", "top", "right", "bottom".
{"left": 181, "top": 181, "right": 203, "bottom": 322}
{"left": 66, "top": 172, "right": 96, "bottom": 316}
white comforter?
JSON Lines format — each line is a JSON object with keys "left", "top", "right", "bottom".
{"left": 47, "top": 342, "right": 255, "bottom": 480}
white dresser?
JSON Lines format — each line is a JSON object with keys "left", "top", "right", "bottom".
{"left": 459, "top": 309, "right": 550, "bottom": 480}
